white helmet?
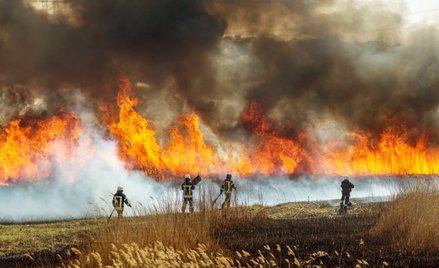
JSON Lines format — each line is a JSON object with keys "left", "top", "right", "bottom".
{"left": 117, "top": 186, "right": 123, "bottom": 192}
{"left": 184, "top": 174, "right": 191, "bottom": 179}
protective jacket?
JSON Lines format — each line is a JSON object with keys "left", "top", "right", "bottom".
{"left": 182, "top": 181, "right": 195, "bottom": 198}
{"left": 221, "top": 180, "right": 236, "bottom": 194}
{"left": 341, "top": 179, "right": 354, "bottom": 194}
{"left": 113, "top": 191, "right": 130, "bottom": 208}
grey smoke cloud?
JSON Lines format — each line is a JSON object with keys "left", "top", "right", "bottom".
{"left": 0, "top": 0, "right": 225, "bottom": 124}
{"left": 0, "top": 0, "right": 438, "bottom": 139}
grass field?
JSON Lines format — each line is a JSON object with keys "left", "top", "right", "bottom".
{"left": 0, "top": 219, "right": 99, "bottom": 256}
{"left": 2, "top": 195, "right": 439, "bottom": 267}
{"left": 0, "top": 200, "right": 365, "bottom": 257}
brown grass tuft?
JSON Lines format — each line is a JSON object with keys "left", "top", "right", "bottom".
{"left": 371, "top": 180, "right": 439, "bottom": 253}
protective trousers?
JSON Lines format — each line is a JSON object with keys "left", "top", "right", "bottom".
{"left": 221, "top": 193, "right": 232, "bottom": 209}
{"left": 116, "top": 207, "right": 124, "bottom": 217}
{"left": 341, "top": 191, "right": 351, "bottom": 205}
{"left": 182, "top": 198, "right": 194, "bottom": 213}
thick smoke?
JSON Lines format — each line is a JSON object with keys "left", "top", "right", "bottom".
{"left": 204, "top": 0, "right": 439, "bottom": 138}
{"left": 0, "top": 0, "right": 224, "bottom": 84}
{"left": 0, "top": 0, "right": 438, "bottom": 136}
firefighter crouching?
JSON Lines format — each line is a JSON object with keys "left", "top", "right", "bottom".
{"left": 341, "top": 177, "right": 354, "bottom": 206}
{"left": 221, "top": 174, "right": 236, "bottom": 210}
{"left": 182, "top": 174, "right": 195, "bottom": 213}
{"left": 113, "top": 186, "right": 132, "bottom": 217}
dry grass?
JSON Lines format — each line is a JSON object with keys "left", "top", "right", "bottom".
{"left": 4, "top": 186, "right": 414, "bottom": 267}
{"left": 60, "top": 241, "right": 291, "bottom": 267}
{"left": 86, "top": 211, "right": 219, "bottom": 256}
{"left": 4, "top": 196, "right": 402, "bottom": 267}
{"left": 60, "top": 241, "right": 378, "bottom": 268}
{"left": 61, "top": 189, "right": 267, "bottom": 267}
{"left": 371, "top": 180, "right": 439, "bottom": 253}
{"left": 54, "top": 200, "right": 381, "bottom": 268}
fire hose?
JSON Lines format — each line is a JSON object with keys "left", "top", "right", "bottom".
{"left": 107, "top": 208, "right": 116, "bottom": 222}
{"left": 108, "top": 203, "right": 132, "bottom": 222}
{"left": 211, "top": 192, "right": 222, "bottom": 206}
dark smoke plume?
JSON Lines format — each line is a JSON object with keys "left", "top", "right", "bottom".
{"left": 0, "top": 0, "right": 225, "bottom": 122}
{"left": 204, "top": 0, "right": 439, "bottom": 140}
{"left": 0, "top": 0, "right": 439, "bottom": 141}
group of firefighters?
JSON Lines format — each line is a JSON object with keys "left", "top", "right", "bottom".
{"left": 111, "top": 174, "right": 354, "bottom": 218}
{"left": 181, "top": 173, "right": 236, "bottom": 213}
{"left": 111, "top": 173, "right": 237, "bottom": 217}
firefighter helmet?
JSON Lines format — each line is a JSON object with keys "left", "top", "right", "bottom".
{"left": 184, "top": 174, "right": 191, "bottom": 183}
{"left": 226, "top": 174, "right": 232, "bottom": 180}
{"left": 117, "top": 186, "right": 123, "bottom": 192}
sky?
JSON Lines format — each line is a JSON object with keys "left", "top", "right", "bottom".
{"left": 404, "top": 0, "right": 439, "bottom": 25}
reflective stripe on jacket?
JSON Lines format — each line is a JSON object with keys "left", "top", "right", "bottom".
{"left": 224, "top": 181, "right": 232, "bottom": 194}
{"left": 113, "top": 192, "right": 127, "bottom": 208}
{"left": 182, "top": 184, "right": 194, "bottom": 198}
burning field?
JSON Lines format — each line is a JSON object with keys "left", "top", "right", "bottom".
{"left": 1, "top": 0, "right": 439, "bottom": 266}
{"left": 3, "top": 75, "right": 439, "bottom": 184}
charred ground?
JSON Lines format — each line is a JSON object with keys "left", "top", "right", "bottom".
{"left": 215, "top": 202, "right": 439, "bottom": 267}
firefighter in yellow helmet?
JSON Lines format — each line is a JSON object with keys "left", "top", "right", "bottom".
{"left": 181, "top": 174, "right": 195, "bottom": 213}
{"left": 112, "top": 186, "right": 132, "bottom": 217}
{"left": 221, "top": 174, "right": 236, "bottom": 209}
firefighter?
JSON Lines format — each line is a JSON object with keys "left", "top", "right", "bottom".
{"left": 221, "top": 174, "right": 236, "bottom": 209}
{"left": 112, "top": 186, "right": 132, "bottom": 217}
{"left": 340, "top": 177, "right": 354, "bottom": 206}
{"left": 181, "top": 174, "right": 195, "bottom": 213}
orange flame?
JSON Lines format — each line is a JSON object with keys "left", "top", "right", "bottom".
{"left": 239, "top": 101, "right": 311, "bottom": 175}
{"left": 0, "top": 111, "right": 81, "bottom": 185}
{"left": 103, "top": 78, "right": 313, "bottom": 178}
{"left": 103, "top": 77, "right": 439, "bottom": 178}
{"left": 2, "top": 76, "right": 439, "bottom": 184}
{"left": 165, "top": 113, "right": 219, "bottom": 175}
{"left": 319, "top": 127, "right": 439, "bottom": 176}
{"left": 102, "top": 77, "right": 166, "bottom": 177}
{"left": 102, "top": 77, "right": 223, "bottom": 177}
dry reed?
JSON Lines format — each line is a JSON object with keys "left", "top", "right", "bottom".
{"left": 371, "top": 180, "right": 439, "bottom": 252}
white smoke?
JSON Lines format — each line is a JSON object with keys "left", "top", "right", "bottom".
{"left": 230, "top": 175, "right": 397, "bottom": 206}
{"left": 0, "top": 129, "right": 171, "bottom": 221}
